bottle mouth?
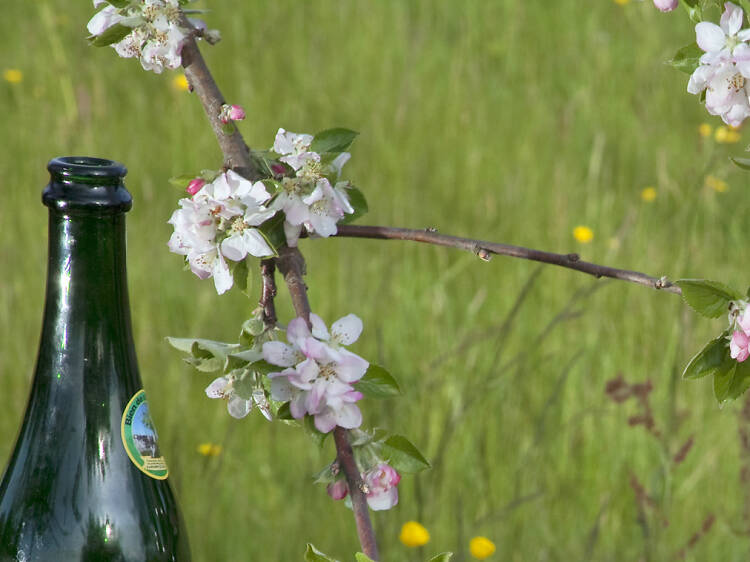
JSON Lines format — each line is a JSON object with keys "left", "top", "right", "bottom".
{"left": 44, "top": 156, "right": 132, "bottom": 213}
{"left": 47, "top": 157, "right": 127, "bottom": 185}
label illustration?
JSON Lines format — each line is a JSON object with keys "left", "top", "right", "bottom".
{"left": 121, "top": 390, "right": 169, "bottom": 480}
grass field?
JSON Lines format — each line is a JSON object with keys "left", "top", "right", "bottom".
{"left": 3, "top": 1, "right": 750, "bottom": 560}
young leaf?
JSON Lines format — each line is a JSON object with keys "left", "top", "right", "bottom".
{"left": 258, "top": 212, "right": 286, "bottom": 253}
{"left": 731, "top": 156, "right": 750, "bottom": 171}
{"left": 106, "top": 0, "right": 130, "bottom": 7}
{"left": 382, "top": 435, "right": 430, "bottom": 473}
{"left": 354, "top": 554, "right": 376, "bottom": 562}
{"left": 277, "top": 401, "right": 293, "bottom": 420}
{"left": 675, "top": 279, "right": 742, "bottom": 318}
{"left": 166, "top": 337, "right": 240, "bottom": 358}
{"left": 428, "top": 554, "right": 454, "bottom": 562}
{"left": 339, "top": 186, "right": 368, "bottom": 225}
{"left": 304, "top": 544, "right": 339, "bottom": 562}
{"left": 713, "top": 360, "right": 750, "bottom": 405}
{"left": 668, "top": 43, "right": 703, "bottom": 75}
{"left": 354, "top": 364, "right": 401, "bottom": 398}
{"left": 310, "top": 128, "right": 359, "bottom": 153}
{"left": 168, "top": 174, "right": 196, "bottom": 190}
{"left": 303, "top": 415, "right": 329, "bottom": 447}
{"left": 88, "top": 23, "right": 132, "bottom": 47}
{"left": 682, "top": 333, "right": 729, "bottom": 379}
{"left": 229, "top": 258, "right": 250, "bottom": 293}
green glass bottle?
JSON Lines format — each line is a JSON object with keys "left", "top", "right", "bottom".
{"left": 0, "top": 157, "right": 190, "bottom": 561}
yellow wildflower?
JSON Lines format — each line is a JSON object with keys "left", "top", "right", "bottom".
{"left": 705, "top": 175, "right": 728, "bottom": 193}
{"left": 197, "top": 443, "right": 222, "bottom": 457}
{"left": 613, "top": 0, "right": 630, "bottom": 5}
{"left": 698, "top": 123, "right": 712, "bottom": 138}
{"left": 3, "top": 69, "right": 22, "bottom": 84}
{"left": 715, "top": 126, "right": 741, "bottom": 143}
{"left": 573, "top": 226, "right": 594, "bottom": 244}
{"left": 469, "top": 536, "right": 496, "bottom": 559}
{"left": 172, "top": 74, "right": 190, "bottom": 92}
{"left": 399, "top": 521, "right": 430, "bottom": 547}
{"left": 640, "top": 186, "right": 657, "bottom": 202}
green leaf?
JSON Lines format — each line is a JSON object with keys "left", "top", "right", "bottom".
{"left": 675, "top": 279, "right": 743, "bottom": 318}
{"left": 354, "top": 554, "right": 376, "bottom": 562}
{"left": 221, "top": 122, "right": 236, "bottom": 135}
{"left": 339, "top": 186, "right": 368, "bottom": 225}
{"left": 714, "top": 358, "right": 750, "bottom": 405}
{"left": 304, "top": 543, "right": 339, "bottom": 562}
{"left": 683, "top": 333, "right": 729, "bottom": 379}
{"left": 106, "top": 0, "right": 130, "bottom": 7}
{"left": 381, "top": 435, "right": 430, "bottom": 474}
{"left": 303, "top": 415, "right": 329, "bottom": 448}
{"left": 166, "top": 337, "right": 240, "bottom": 358}
{"left": 229, "top": 258, "right": 250, "bottom": 293}
{"left": 668, "top": 43, "right": 703, "bottom": 75}
{"left": 277, "top": 402, "right": 293, "bottom": 420}
{"left": 168, "top": 174, "right": 196, "bottom": 190}
{"left": 258, "top": 212, "right": 286, "bottom": 253}
{"left": 88, "top": 23, "right": 132, "bottom": 47}
{"left": 354, "top": 364, "right": 401, "bottom": 398}
{"left": 731, "top": 156, "right": 750, "bottom": 171}
{"left": 310, "top": 128, "right": 359, "bottom": 153}
{"left": 428, "top": 554, "right": 454, "bottom": 562}
{"left": 681, "top": 0, "right": 702, "bottom": 22}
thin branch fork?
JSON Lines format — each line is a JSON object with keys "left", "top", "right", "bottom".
{"left": 335, "top": 224, "right": 682, "bottom": 295}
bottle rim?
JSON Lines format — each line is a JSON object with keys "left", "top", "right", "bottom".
{"left": 48, "top": 156, "right": 127, "bottom": 185}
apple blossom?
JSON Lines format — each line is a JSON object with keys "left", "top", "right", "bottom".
{"left": 262, "top": 314, "right": 369, "bottom": 433}
{"left": 326, "top": 479, "right": 348, "bottom": 501}
{"left": 168, "top": 170, "right": 276, "bottom": 294}
{"left": 731, "top": 330, "right": 750, "bottom": 362}
{"left": 687, "top": 3, "right": 750, "bottom": 126}
{"left": 653, "top": 0, "right": 678, "bottom": 12}
{"left": 363, "top": 463, "right": 401, "bottom": 511}
{"left": 205, "top": 374, "right": 272, "bottom": 420}
{"left": 87, "top": 0, "right": 198, "bottom": 74}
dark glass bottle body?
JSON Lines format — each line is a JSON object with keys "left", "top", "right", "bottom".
{"left": 0, "top": 157, "right": 190, "bottom": 561}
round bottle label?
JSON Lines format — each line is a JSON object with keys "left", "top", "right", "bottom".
{"left": 121, "top": 389, "right": 169, "bottom": 480}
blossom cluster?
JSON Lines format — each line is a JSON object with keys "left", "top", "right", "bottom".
{"left": 327, "top": 462, "right": 401, "bottom": 511}
{"left": 168, "top": 170, "right": 276, "bottom": 294}
{"left": 87, "top": 0, "right": 202, "bottom": 73}
{"left": 688, "top": 2, "right": 750, "bottom": 126}
{"left": 262, "top": 313, "right": 368, "bottom": 433}
{"left": 271, "top": 129, "right": 354, "bottom": 247}
{"left": 730, "top": 301, "right": 750, "bottom": 362}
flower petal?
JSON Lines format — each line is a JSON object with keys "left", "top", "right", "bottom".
{"left": 331, "top": 314, "right": 363, "bottom": 345}
{"left": 696, "top": 22, "right": 727, "bottom": 53}
{"left": 262, "top": 341, "right": 299, "bottom": 367}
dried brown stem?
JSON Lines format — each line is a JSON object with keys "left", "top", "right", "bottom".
{"left": 259, "top": 259, "right": 278, "bottom": 327}
{"left": 335, "top": 225, "right": 682, "bottom": 295}
{"left": 333, "top": 427, "right": 379, "bottom": 560}
{"left": 179, "top": 25, "right": 380, "bottom": 558}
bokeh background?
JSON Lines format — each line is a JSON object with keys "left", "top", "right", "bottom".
{"left": 2, "top": 0, "right": 750, "bottom": 559}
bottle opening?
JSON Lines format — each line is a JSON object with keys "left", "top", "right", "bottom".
{"left": 44, "top": 156, "right": 132, "bottom": 213}
{"left": 48, "top": 157, "right": 127, "bottom": 185}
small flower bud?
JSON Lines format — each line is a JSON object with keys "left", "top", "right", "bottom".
{"left": 653, "top": 0, "right": 678, "bottom": 11}
{"left": 186, "top": 178, "right": 206, "bottom": 195}
{"left": 326, "top": 479, "right": 348, "bottom": 501}
{"left": 219, "top": 104, "right": 246, "bottom": 124}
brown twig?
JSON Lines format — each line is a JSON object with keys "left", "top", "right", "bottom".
{"left": 179, "top": 23, "right": 260, "bottom": 180}
{"left": 333, "top": 428, "right": 379, "bottom": 560}
{"left": 179, "top": 26, "right": 380, "bottom": 559}
{"left": 259, "top": 259, "right": 277, "bottom": 327}
{"left": 335, "top": 225, "right": 682, "bottom": 295}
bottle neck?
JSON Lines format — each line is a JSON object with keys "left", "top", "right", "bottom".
{"left": 38, "top": 209, "right": 135, "bottom": 382}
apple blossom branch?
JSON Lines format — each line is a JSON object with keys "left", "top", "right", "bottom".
{"left": 179, "top": 30, "right": 381, "bottom": 560}
{"left": 334, "top": 225, "right": 682, "bottom": 295}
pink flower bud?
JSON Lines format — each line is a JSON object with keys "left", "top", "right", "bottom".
{"left": 653, "top": 0, "right": 678, "bottom": 11}
{"left": 327, "top": 479, "right": 348, "bottom": 500}
{"left": 219, "top": 104, "right": 246, "bottom": 124}
{"left": 186, "top": 178, "right": 206, "bottom": 195}
{"left": 229, "top": 104, "right": 245, "bottom": 121}
{"left": 270, "top": 163, "right": 286, "bottom": 176}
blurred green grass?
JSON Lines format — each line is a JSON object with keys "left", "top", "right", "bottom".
{"left": 3, "top": 0, "right": 750, "bottom": 559}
